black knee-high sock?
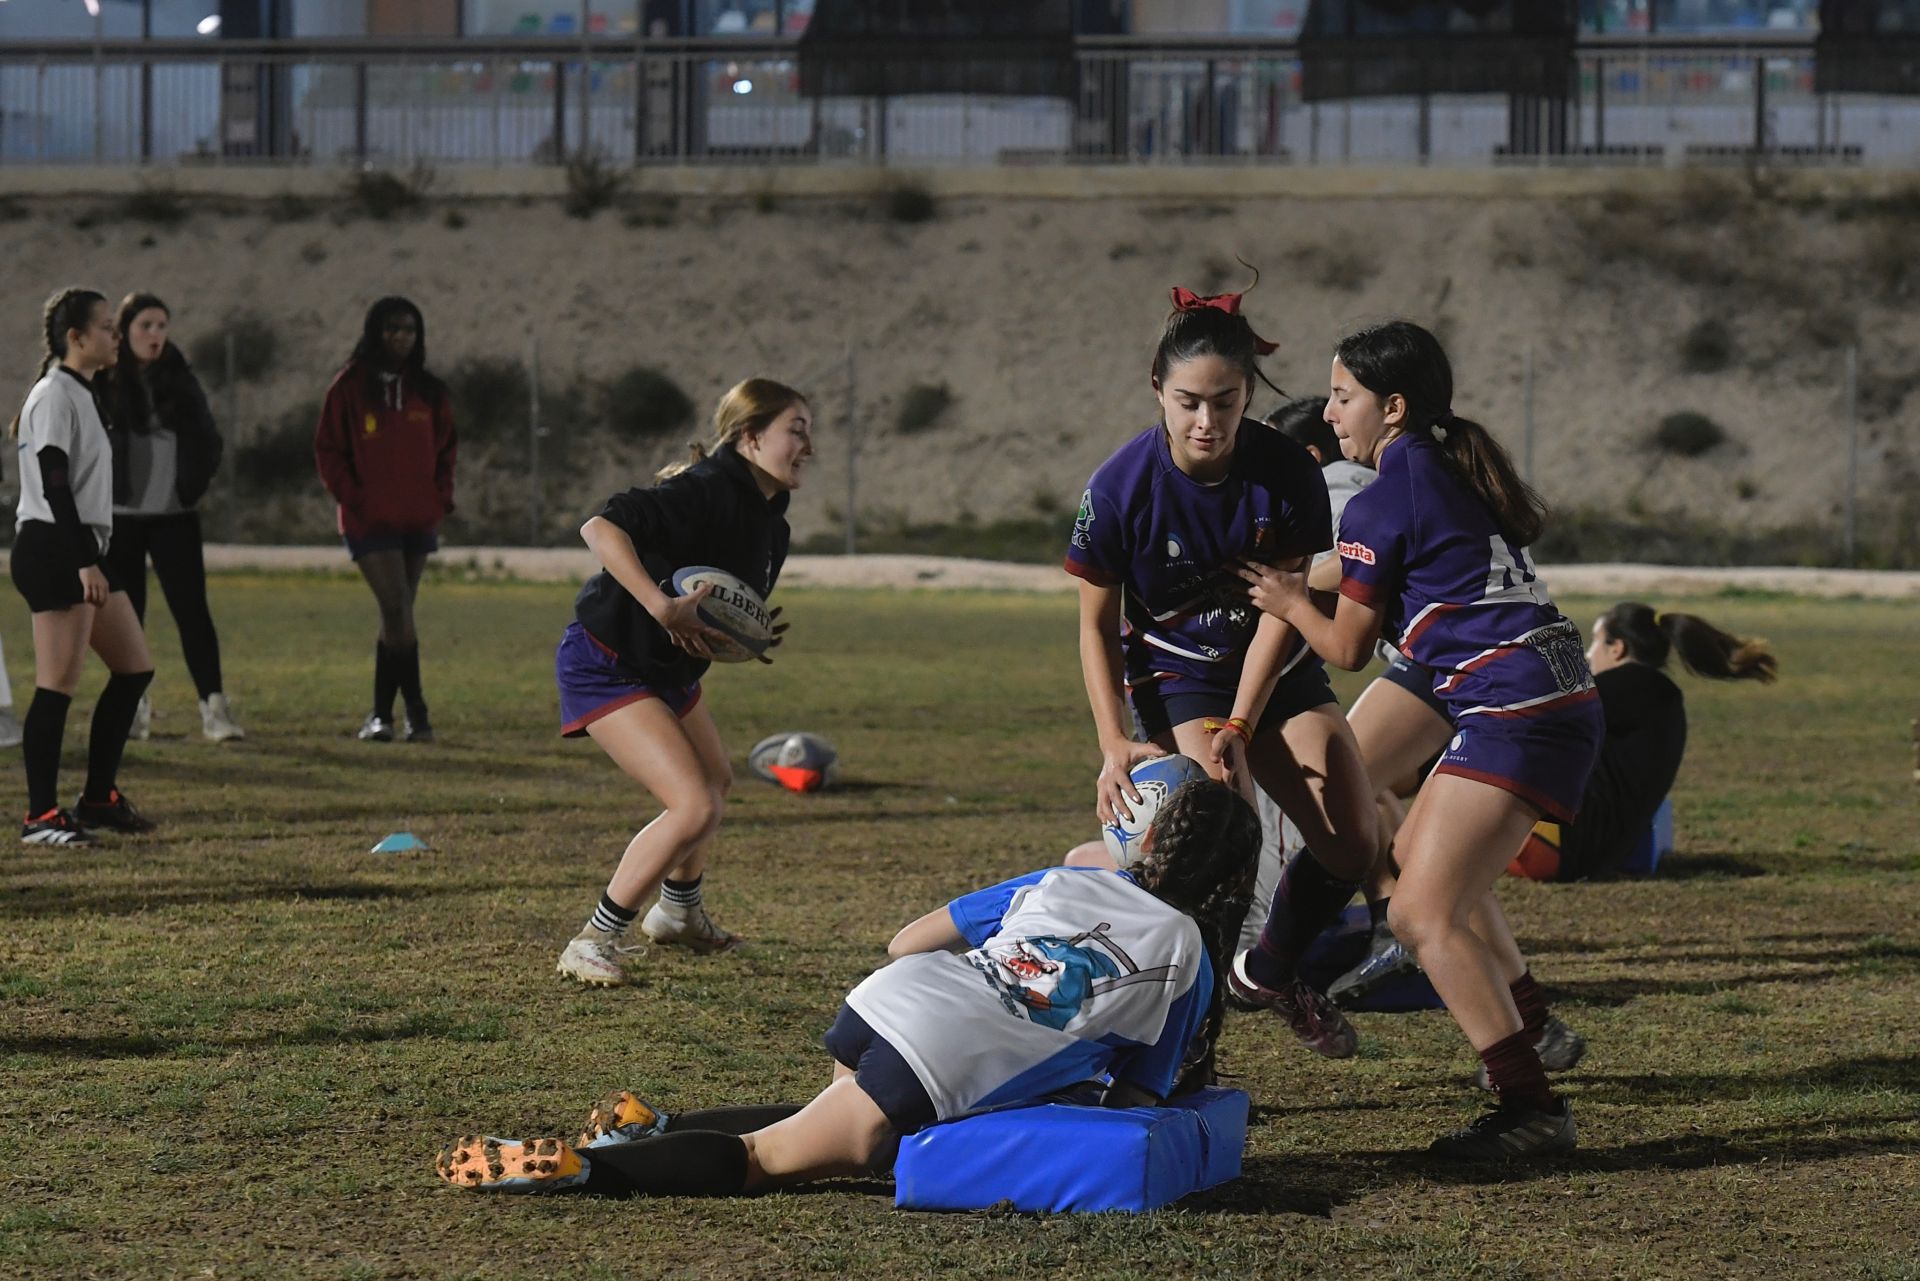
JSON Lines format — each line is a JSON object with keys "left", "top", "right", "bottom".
{"left": 23, "top": 688, "right": 72, "bottom": 817}
{"left": 391, "top": 642, "right": 425, "bottom": 717}
{"left": 372, "top": 642, "right": 398, "bottom": 720}
{"left": 1246, "top": 849, "right": 1362, "bottom": 989}
{"left": 662, "top": 1105, "right": 803, "bottom": 1136}
{"left": 579, "top": 1130, "right": 749, "bottom": 1198}
{"left": 84, "top": 671, "right": 153, "bottom": 803}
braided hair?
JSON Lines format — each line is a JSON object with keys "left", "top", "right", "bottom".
{"left": 10, "top": 286, "right": 107, "bottom": 440}
{"left": 1130, "top": 778, "right": 1262, "bottom": 1093}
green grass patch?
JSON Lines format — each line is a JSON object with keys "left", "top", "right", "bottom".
{"left": 0, "top": 581, "right": 1914, "bottom": 1277}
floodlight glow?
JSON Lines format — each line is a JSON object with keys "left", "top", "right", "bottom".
{"left": 732, "top": 79, "right": 753, "bottom": 95}
{"left": 197, "top": 14, "right": 221, "bottom": 34}
{"left": 84, "top": 0, "right": 101, "bottom": 15}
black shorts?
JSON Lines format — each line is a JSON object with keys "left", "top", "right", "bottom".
{"left": 823, "top": 1003, "right": 937, "bottom": 1136}
{"left": 1130, "top": 655, "right": 1339, "bottom": 741}
{"left": 1379, "top": 651, "right": 1450, "bottom": 722}
{"left": 10, "top": 521, "right": 121, "bottom": 613}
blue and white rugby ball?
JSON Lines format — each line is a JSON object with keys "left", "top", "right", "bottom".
{"left": 1102, "top": 753, "right": 1211, "bottom": 868}
{"left": 669, "top": 566, "right": 772, "bottom": 664}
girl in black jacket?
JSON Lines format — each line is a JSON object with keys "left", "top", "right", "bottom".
{"left": 554, "top": 378, "right": 810, "bottom": 987}
{"left": 98, "top": 294, "right": 243, "bottom": 742}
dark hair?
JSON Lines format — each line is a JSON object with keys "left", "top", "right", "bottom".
{"left": 1133, "top": 778, "right": 1261, "bottom": 1093}
{"left": 10, "top": 286, "right": 107, "bottom": 439}
{"left": 1265, "top": 395, "right": 1336, "bottom": 462}
{"left": 103, "top": 292, "right": 198, "bottom": 436}
{"left": 1597, "top": 602, "right": 1778, "bottom": 683}
{"left": 1152, "top": 267, "right": 1286, "bottom": 403}
{"left": 1334, "top": 319, "right": 1547, "bottom": 547}
{"left": 345, "top": 296, "right": 444, "bottom": 404}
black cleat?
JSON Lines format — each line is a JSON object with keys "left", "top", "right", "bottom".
{"left": 73, "top": 789, "right": 156, "bottom": 834}
{"left": 1429, "top": 1101, "right": 1576, "bottom": 1160}
{"left": 22, "top": 808, "right": 97, "bottom": 847}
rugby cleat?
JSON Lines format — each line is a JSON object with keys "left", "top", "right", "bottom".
{"left": 403, "top": 709, "right": 434, "bottom": 744}
{"left": 641, "top": 902, "right": 740, "bottom": 954}
{"left": 556, "top": 930, "right": 639, "bottom": 987}
{"left": 21, "top": 808, "right": 96, "bottom": 847}
{"left": 356, "top": 714, "right": 394, "bottom": 743}
{"left": 1429, "top": 1102, "right": 1576, "bottom": 1160}
{"left": 1327, "top": 928, "right": 1420, "bottom": 1009}
{"left": 1228, "top": 951, "right": 1359, "bottom": 1059}
{"left": 199, "top": 693, "right": 246, "bottom": 743}
{"left": 577, "top": 1090, "right": 669, "bottom": 1149}
{"left": 1475, "top": 1016, "right": 1588, "bottom": 1089}
{"left": 73, "top": 789, "right": 156, "bottom": 834}
{"left": 435, "top": 1135, "right": 588, "bottom": 1192}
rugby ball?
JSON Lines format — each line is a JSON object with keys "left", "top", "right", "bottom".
{"left": 669, "top": 566, "right": 773, "bottom": 664}
{"left": 1102, "top": 754, "right": 1211, "bottom": 868}
{"left": 748, "top": 731, "right": 839, "bottom": 794}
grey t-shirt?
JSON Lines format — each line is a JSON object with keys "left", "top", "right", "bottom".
{"left": 14, "top": 366, "right": 112, "bottom": 556}
{"left": 115, "top": 410, "right": 185, "bottom": 517}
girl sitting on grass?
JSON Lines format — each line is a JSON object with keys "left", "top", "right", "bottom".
{"left": 438, "top": 779, "right": 1258, "bottom": 1197}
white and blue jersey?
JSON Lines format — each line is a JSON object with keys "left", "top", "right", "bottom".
{"left": 844, "top": 867, "right": 1212, "bottom": 1122}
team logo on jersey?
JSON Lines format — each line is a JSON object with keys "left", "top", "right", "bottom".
{"left": 362, "top": 413, "right": 379, "bottom": 437}
{"left": 1448, "top": 732, "right": 1464, "bottom": 754}
{"left": 1071, "top": 489, "right": 1096, "bottom": 550}
{"left": 1166, "top": 538, "right": 1182, "bottom": 558}
{"left": 1337, "top": 539, "right": 1376, "bottom": 565}
{"left": 972, "top": 923, "right": 1179, "bottom": 1031}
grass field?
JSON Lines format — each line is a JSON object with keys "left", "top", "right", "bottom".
{"left": 2, "top": 575, "right": 1916, "bottom": 1280}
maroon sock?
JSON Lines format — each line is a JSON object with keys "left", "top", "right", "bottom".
{"left": 1510, "top": 971, "right": 1549, "bottom": 1038}
{"left": 1479, "top": 1029, "right": 1556, "bottom": 1113}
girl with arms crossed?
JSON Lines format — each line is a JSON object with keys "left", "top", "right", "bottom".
{"left": 11, "top": 288, "right": 157, "bottom": 845}
{"left": 1239, "top": 320, "right": 1601, "bottom": 1158}
{"left": 1067, "top": 281, "right": 1378, "bottom": 1059}
{"left": 99, "top": 292, "right": 243, "bottom": 742}
{"left": 553, "top": 379, "right": 806, "bottom": 987}
{"left": 314, "top": 297, "right": 456, "bottom": 743}
{"left": 439, "top": 779, "right": 1259, "bottom": 1196}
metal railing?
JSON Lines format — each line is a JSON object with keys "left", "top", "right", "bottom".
{"left": 1, "top": 33, "right": 1914, "bottom": 168}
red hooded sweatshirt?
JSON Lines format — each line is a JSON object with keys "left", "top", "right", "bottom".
{"left": 313, "top": 364, "right": 456, "bottom": 539}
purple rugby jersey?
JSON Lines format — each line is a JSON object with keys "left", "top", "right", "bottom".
{"left": 1336, "top": 434, "right": 1594, "bottom": 720}
{"left": 1064, "top": 421, "right": 1331, "bottom": 689}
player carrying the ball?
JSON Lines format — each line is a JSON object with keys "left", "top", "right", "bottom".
{"left": 553, "top": 379, "right": 808, "bottom": 987}
{"left": 1067, "top": 273, "right": 1380, "bottom": 1060}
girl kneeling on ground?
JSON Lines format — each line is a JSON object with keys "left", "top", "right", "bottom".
{"left": 440, "top": 779, "right": 1259, "bottom": 1196}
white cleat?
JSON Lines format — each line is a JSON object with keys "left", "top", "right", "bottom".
{"left": 200, "top": 692, "right": 246, "bottom": 742}
{"left": 556, "top": 930, "right": 634, "bottom": 987}
{"left": 641, "top": 902, "right": 740, "bottom": 954}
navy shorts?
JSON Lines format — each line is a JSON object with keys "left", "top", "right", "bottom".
{"left": 343, "top": 527, "right": 439, "bottom": 561}
{"left": 1129, "top": 655, "right": 1338, "bottom": 741}
{"left": 1433, "top": 695, "right": 1605, "bottom": 823}
{"left": 10, "top": 521, "right": 125, "bottom": 613}
{"left": 823, "top": 1003, "right": 937, "bottom": 1136}
{"left": 555, "top": 620, "right": 701, "bottom": 737}
{"left": 1379, "top": 652, "right": 1449, "bottom": 722}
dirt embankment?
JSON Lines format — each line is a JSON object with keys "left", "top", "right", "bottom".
{"left": 2, "top": 173, "right": 1915, "bottom": 559}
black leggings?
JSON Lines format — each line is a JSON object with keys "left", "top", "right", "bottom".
{"left": 579, "top": 1105, "right": 802, "bottom": 1198}
{"left": 101, "top": 511, "right": 224, "bottom": 699}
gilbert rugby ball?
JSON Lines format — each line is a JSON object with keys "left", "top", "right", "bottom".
{"left": 1102, "top": 753, "right": 1210, "bottom": 868}
{"left": 748, "top": 731, "right": 838, "bottom": 793}
{"left": 669, "top": 565, "right": 773, "bottom": 664}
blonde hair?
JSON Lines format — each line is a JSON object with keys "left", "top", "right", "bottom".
{"left": 657, "top": 378, "right": 808, "bottom": 480}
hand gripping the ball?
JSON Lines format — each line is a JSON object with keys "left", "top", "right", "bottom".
{"left": 754, "top": 606, "right": 791, "bottom": 666}
{"left": 652, "top": 583, "right": 731, "bottom": 660}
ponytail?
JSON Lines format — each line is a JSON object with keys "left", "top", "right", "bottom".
{"left": 1431, "top": 415, "right": 1547, "bottom": 548}
{"left": 657, "top": 378, "right": 807, "bottom": 481}
{"left": 1334, "top": 320, "right": 1549, "bottom": 547}
{"left": 10, "top": 286, "right": 106, "bottom": 440}
{"left": 1599, "top": 601, "right": 1779, "bottom": 683}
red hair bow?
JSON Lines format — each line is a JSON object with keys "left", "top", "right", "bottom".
{"left": 1169, "top": 286, "right": 1278, "bottom": 356}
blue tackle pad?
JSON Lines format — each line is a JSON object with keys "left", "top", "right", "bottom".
{"left": 893, "top": 1086, "right": 1249, "bottom": 1213}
